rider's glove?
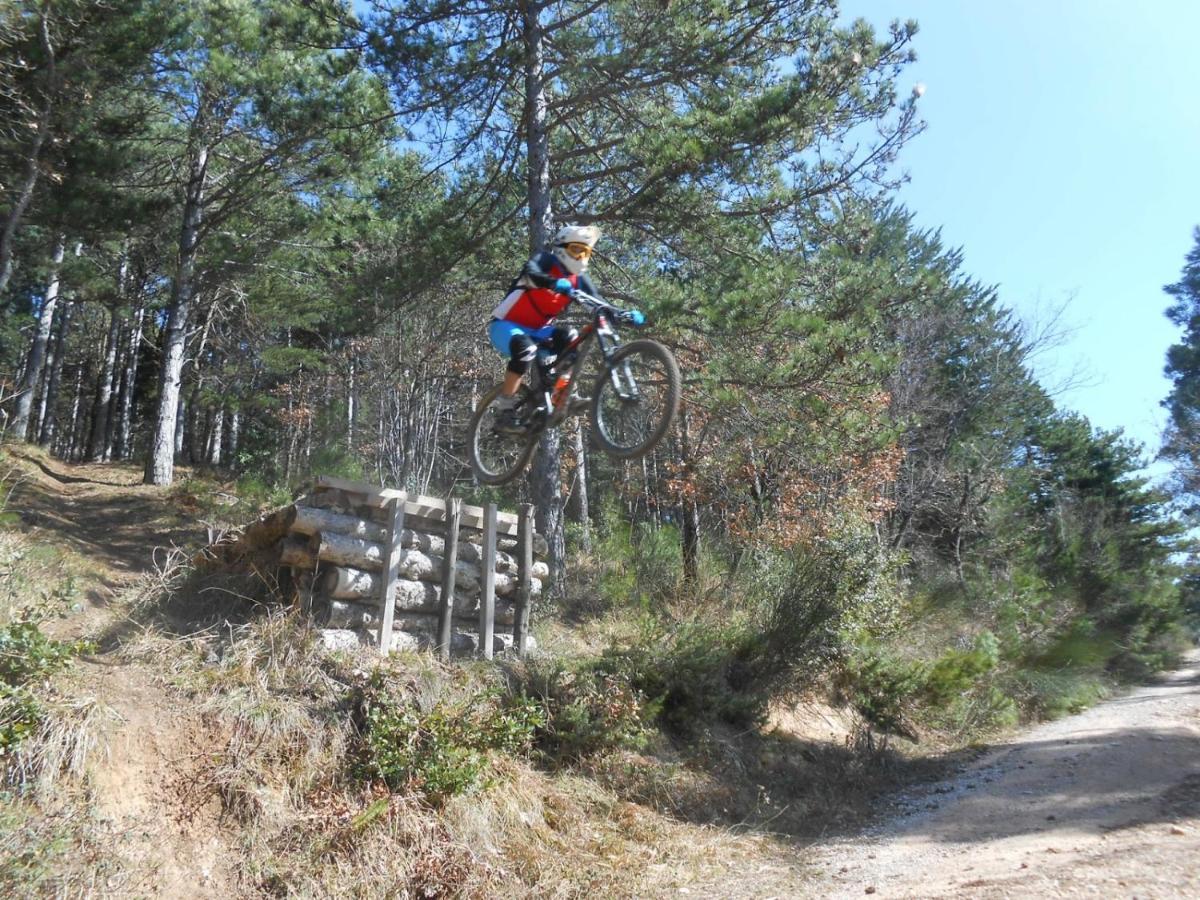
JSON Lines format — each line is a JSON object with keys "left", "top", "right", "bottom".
{"left": 623, "top": 309, "right": 646, "bottom": 327}
{"left": 554, "top": 277, "right": 574, "bottom": 297}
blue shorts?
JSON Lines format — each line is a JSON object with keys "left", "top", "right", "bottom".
{"left": 488, "top": 319, "right": 557, "bottom": 357}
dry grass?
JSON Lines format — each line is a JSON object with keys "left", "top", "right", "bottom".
{"left": 8, "top": 693, "right": 121, "bottom": 797}
{"left": 0, "top": 449, "right": 965, "bottom": 898}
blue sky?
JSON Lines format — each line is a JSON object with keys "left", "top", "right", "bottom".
{"left": 848, "top": 0, "right": 1200, "bottom": 472}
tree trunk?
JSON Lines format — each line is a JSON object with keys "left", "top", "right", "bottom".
{"left": 66, "top": 362, "right": 87, "bottom": 460}
{"left": 0, "top": 10, "right": 54, "bottom": 299}
{"left": 34, "top": 317, "right": 57, "bottom": 439}
{"left": 208, "top": 406, "right": 223, "bottom": 466}
{"left": 678, "top": 408, "right": 700, "bottom": 586}
{"left": 174, "top": 392, "right": 187, "bottom": 456}
{"left": 11, "top": 236, "right": 67, "bottom": 440}
{"left": 145, "top": 141, "right": 208, "bottom": 486}
{"left": 115, "top": 305, "right": 145, "bottom": 460}
{"left": 567, "top": 419, "right": 592, "bottom": 552}
{"left": 227, "top": 407, "right": 240, "bottom": 466}
{"left": 88, "top": 303, "right": 123, "bottom": 460}
{"left": 187, "top": 384, "right": 203, "bottom": 463}
{"left": 0, "top": 123, "right": 46, "bottom": 298}
{"left": 38, "top": 299, "right": 73, "bottom": 448}
{"left": 347, "top": 353, "right": 356, "bottom": 451}
{"left": 522, "top": 0, "right": 566, "bottom": 596}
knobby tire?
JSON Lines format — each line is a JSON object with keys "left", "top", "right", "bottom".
{"left": 589, "top": 339, "right": 681, "bottom": 459}
{"left": 468, "top": 383, "right": 538, "bottom": 486}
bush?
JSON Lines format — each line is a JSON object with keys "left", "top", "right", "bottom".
{"left": 746, "top": 524, "right": 902, "bottom": 690}
{"left": 508, "top": 661, "right": 654, "bottom": 764}
{"left": 594, "top": 503, "right": 683, "bottom": 610}
{"left": 602, "top": 620, "right": 766, "bottom": 734}
{"left": 0, "top": 618, "right": 92, "bottom": 755}
{"left": 836, "top": 647, "right": 926, "bottom": 737}
{"left": 356, "top": 679, "right": 543, "bottom": 805}
{"left": 1007, "top": 667, "right": 1109, "bottom": 720}
{"left": 923, "top": 631, "right": 1001, "bottom": 704}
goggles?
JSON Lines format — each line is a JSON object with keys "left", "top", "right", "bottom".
{"left": 561, "top": 242, "right": 594, "bottom": 261}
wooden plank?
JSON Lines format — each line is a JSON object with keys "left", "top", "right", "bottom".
{"left": 437, "top": 497, "right": 462, "bottom": 660}
{"left": 479, "top": 503, "right": 497, "bottom": 660}
{"left": 514, "top": 503, "right": 534, "bottom": 658}
{"left": 377, "top": 493, "right": 407, "bottom": 656}
{"left": 314, "top": 476, "right": 520, "bottom": 536}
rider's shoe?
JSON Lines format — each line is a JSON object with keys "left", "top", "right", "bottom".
{"left": 568, "top": 393, "right": 589, "bottom": 415}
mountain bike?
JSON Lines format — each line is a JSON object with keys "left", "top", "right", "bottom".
{"left": 468, "top": 291, "right": 681, "bottom": 486}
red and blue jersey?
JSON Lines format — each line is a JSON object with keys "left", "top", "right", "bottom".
{"left": 491, "top": 251, "right": 597, "bottom": 329}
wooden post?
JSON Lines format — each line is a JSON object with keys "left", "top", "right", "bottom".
{"left": 377, "top": 492, "right": 406, "bottom": 655}
{"left": 514, "top": 503, "right": 534, "bottom": 658}
{"left": 479, "top": 502, "right": 497, "bottom": 660}
{"left": 437, "top": 497, "right": 462, "bottom": 659}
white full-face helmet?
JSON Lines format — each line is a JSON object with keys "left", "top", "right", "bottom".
{"left": 551, "top": 224, "right": 600, "bottom": 275}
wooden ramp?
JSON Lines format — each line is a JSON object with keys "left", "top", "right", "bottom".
{"left": 204, "top": 477, "right": 548, "bottom": 659}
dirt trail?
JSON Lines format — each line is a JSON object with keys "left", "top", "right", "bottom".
{"left": 810, "top": 652, "right": 1200, "bottom": 898}
{"left": 7, "top": 450, "right": 236, "bottom": 897}
{"left": 7, "top": 448, "right": 199, "bottom": 578}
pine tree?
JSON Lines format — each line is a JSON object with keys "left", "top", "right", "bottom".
{"left": 1162, "top": 226, "right": 1200, "bottom": 511}
{"left": 364, "top": 0, "right": 924, "bottom": 584}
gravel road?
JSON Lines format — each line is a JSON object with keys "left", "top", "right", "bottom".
{"left": 810, "top": 650, "right": 1200, "bottom": 899}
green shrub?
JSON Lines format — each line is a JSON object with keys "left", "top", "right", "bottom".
{"left": 357, "top": 681, "right": 543, "bottom": 805}
{"left": 1007, "top": 667, "right": 1109, "bottom": 720}
{"left": 225, "top": 474, "right": 292, "bottom": 512}
{"left": 594, "top": 503, "right": 682, "bottom": 610}
{"left": 746, "top": 525, "right": 902, "bottom": 689}
{"left": 0, "top": 619, "right": 93, "bottom": 755}
{"left": 509, "top": 662, "right": 654, "bottom": 763}
{"left": 836, "top": 647, "right": 926, "bottom": 737}
{"left": 602, "top": 620, "right": 766, "bottom": 734}
{"left": 923, "top": 631, "right": 1001, "bottom": 704}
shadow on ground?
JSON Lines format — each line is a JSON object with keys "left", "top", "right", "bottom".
{"left": 6, "top": 451, "right": 202, "bottom": 576}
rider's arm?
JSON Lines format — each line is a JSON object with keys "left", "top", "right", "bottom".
{"left": 520, "top": 252, "right": 564, "bottom": 290}
{"left": 577, "top": 272, "right": 601, "bottom": 299}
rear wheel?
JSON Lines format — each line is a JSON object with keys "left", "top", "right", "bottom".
{"left": 468, "top": 384, "right": 539, "bottom": 485}
{"left": 590, "top": 339, "right": 681, "bottom": 459}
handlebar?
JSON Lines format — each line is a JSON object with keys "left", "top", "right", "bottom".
{"left": 572, "top": 289, "right": 645, "bottom": 327}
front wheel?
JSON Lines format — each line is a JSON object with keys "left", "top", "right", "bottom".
{"left": 468, "top": 384, "right": 539, "bottom": 485}
{"left": 590, "top": 339, "right": 681, "bottom": 459}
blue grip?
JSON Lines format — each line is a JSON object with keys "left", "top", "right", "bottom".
{"left": 554, "top": 278, "right": 573, "bottom": 295}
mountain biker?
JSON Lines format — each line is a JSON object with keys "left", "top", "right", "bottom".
{"left": 488, "top": 224, "right": 640, "bottom": 433}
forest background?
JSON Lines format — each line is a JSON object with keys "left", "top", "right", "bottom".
{"left": 2, "top": 0, "right": 1199, "bottom": 750}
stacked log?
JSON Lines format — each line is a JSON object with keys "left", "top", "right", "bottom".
{"left": 277, "top": 477, "right": 546, "bottom": 657}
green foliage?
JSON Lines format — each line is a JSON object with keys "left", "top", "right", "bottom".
{"left": 601, "top": 620, "right": 766, "bottom": 735}
{"left": 1162, "top": 226, "right": 1200, "bottom": 510}
{"left": 356, "top": 680, "right": 543, "bottom": 805}
{"left": 837, "top": 646, "right": 927, "bottom": 737}
{"left": 923, "top": 631, "right": 1001, "bottom": 704}
{"left": 508, "top": 662, "right": 655, "bottom": 764}
{"left": 594, "top": 504, "right": 683, "bottom": 610}
{"left": 840, "top": 631, "right": 1010, "bottom": 738}
{"left": 0, "top": 617, "right": 92, "bottom": 755}
{"left": 1006, "top": 667, "right": 1110, "bottom": 720}
{"left": 233, "top": 474, "right": 292, "bottom": 510}
{"left": 747, "top": 523, "right": 903, "bottom": 687}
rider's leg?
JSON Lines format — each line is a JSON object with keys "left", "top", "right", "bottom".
{"left": 549, "top": 325, "right": 579, "bottom": 359}
{"left": 501, "top": 369, "right": 523, "bottom": 397}
{"left": 489, "top": 320, "right": 535, "bottom": 397}
{"left": 488, "top": 320, "right": 538, "bottom": 431}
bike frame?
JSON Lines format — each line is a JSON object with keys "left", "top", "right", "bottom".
{"left": 527, "top": 291, "right": 630, "bottom": 430}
